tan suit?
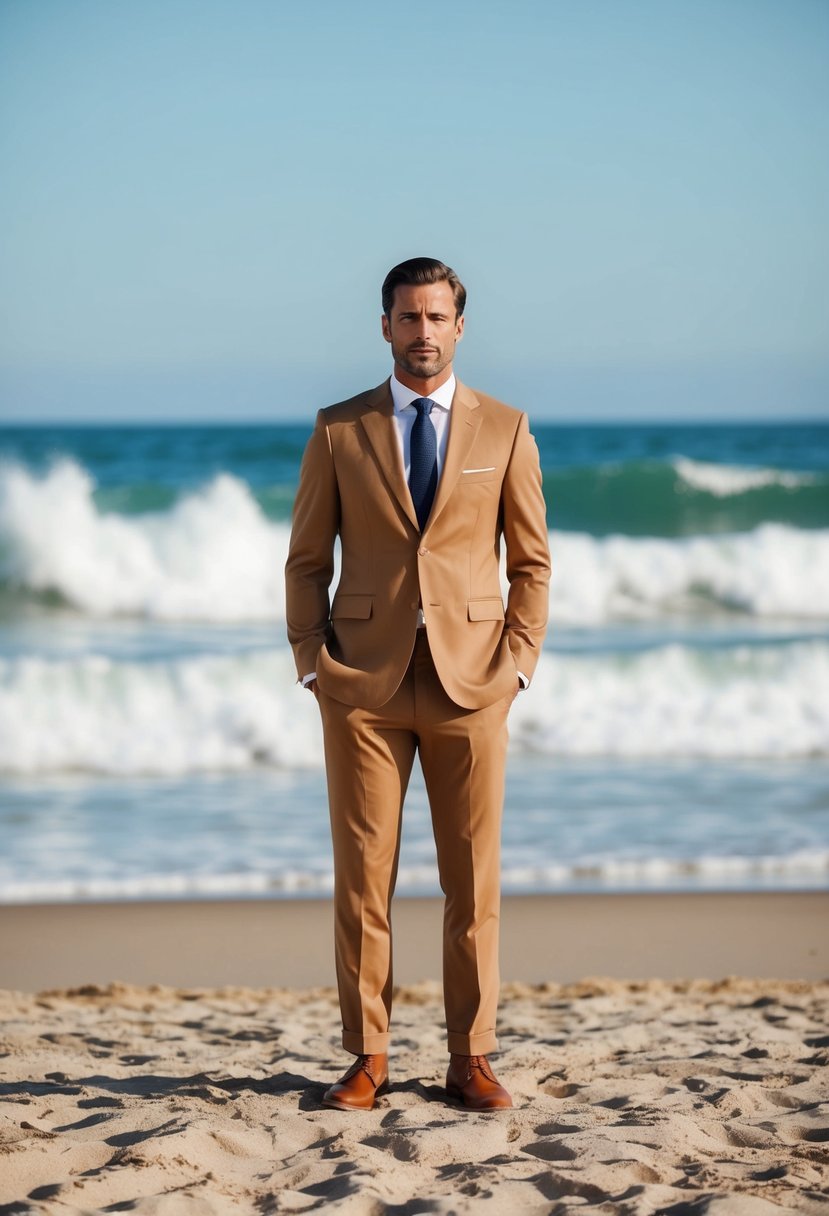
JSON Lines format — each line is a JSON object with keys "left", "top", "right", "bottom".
{"left": 285, "top": 376, "right": 549, "bottom": 1054}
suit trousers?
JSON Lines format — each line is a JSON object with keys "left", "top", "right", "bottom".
{"left": 315, "top": 629, "right": 513, "bottom": 1056}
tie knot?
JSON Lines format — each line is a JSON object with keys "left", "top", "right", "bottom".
{"left": 412, "top": 397, "right": 435, "bottom": 417}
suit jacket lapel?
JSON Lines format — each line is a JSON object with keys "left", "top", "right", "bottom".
{"left": 359, "top": 377, "right": 483, "bottom": 534}
{"left": 359, "top": 380, "right": 420, "bottom": 531}
{"left": 426, "top": 379, "right": 482, "bottom": 530}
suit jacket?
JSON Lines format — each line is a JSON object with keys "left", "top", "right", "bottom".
{"left": 285, "top": 377, "right": 550, "bottom": 709}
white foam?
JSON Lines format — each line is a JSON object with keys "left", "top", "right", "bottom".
{"left": 510, "top": 639, "right": 829, "bottom": 759}
{"left": 1, "top": 640, "right": 826, "bottom": 775}
{"left": 0, "top": 848, "right": 826, "bottom": 903}
{"left": 672, "top": 456, "right": 815, "bottom": 496}
{"left": 2, "top": 458, "right": 829, "bottom": 623}
{"left": 0, "top": 648, "right": 325, "bottom": 775}
{"left": 547, "top": 526, "right": 829, "bottom": 622}
{"left": 0, "top": 457, "right": 294, "bottom": 620}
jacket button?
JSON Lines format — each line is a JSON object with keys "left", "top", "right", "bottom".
{"left": 410, "top": 602, "right": 418, "bottom": 610}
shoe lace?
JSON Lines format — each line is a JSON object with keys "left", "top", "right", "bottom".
{"left": 466, "top": 1054, "right": 496, "bottom": 1083}
{"left": 358, "top": 1054, "right": 382, "bottom": 1085}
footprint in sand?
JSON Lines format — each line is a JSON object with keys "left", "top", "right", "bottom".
{"left": 522, "top": 1138, "right": 578, "bottom": 1162}
{"left": 362, "top": 1132, "right": 419, "bottom": 1162}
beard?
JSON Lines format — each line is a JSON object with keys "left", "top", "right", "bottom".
{"left": 394, "top": 342, "right": 453, "bottom": 381}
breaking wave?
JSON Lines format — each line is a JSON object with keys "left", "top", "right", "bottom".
{"left": 2, "top": 458, "right": 829, "bottom": 623}
{"left": 1, "top": 639, "right": 826, "bottom": 775}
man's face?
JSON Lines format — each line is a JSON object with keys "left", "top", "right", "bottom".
{"left": 381, "top": 281, "right": 464, "bottom": 381}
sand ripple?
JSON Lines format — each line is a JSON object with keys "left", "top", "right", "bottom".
{"left": 0, "top": 977, "right": 827, "bottom": 1213}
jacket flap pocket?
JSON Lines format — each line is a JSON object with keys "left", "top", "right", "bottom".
{"left": 467, "top": 597, "right": 505, "bottom": 622}
{"left": 331, "top": 594, "right": 373, "bottom": 620}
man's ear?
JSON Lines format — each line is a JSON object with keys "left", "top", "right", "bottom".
{"left": 455, "top": 314, "right": 465, "bottom": 342}
{"left": 381, "top": 315, "right": 392, "bottom": 344}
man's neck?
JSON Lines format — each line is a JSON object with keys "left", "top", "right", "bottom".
{"left": 392, "top": 363, "right": 454, "bottom": 398}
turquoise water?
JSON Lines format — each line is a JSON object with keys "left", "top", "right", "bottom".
{"left": 2, "top": 419, "right": 828, "bottom": 534}
{"left": 0, "top": 419, "right": 827, "bottom": 901}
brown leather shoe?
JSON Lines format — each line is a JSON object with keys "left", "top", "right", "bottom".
{"left": 322, "top": 1053, "right": 389, "bottom": 1111}
{"left": 446, "top": 1053, "right": 513, "bottom": 1110}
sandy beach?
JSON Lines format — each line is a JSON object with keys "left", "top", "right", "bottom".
{"left": 1, "top": 892, "right": 828, "bottom": 1214}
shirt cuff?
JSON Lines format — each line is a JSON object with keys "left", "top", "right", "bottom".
{"left": 301, "top": 673, "right": 317, "bottom": 687}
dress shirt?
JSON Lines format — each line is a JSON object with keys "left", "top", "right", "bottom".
{"left": 389, "top": 370, "right": 454, "bottom": 480}
{"left": 301, "top": 371, "right": 528, "bottom": 690}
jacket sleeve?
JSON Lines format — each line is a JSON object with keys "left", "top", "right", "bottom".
{"left": 284, "top": 409, "right": 341, "bottom": 681}
{"left": 501, "top": 411, "right": 551, "bottom": 683}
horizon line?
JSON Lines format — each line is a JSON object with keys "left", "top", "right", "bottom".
{"left": 2, "top": 413, "right": 828, "bottom": 428}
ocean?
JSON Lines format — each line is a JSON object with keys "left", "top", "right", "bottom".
{"left": 1, "top": 417, "right": 827, "bottom": 903}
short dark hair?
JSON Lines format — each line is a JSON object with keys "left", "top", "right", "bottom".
{"left": 382, "top": 257, "right": 466, "bottom": 319}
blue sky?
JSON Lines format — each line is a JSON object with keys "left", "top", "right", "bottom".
{"left": 1, "top": 0, "right": 827, "bottom": 421}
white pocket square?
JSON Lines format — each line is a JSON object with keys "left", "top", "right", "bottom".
{"left": 462, "top": 466, "right": 496, "bottom": 474}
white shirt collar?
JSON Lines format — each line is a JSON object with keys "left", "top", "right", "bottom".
{"left": 390, "top": 371, "right": 456, "bottom": 415}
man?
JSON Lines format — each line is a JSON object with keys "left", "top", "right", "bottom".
{"left": 285, "top": 257, "right": 550, "bottom": 1111}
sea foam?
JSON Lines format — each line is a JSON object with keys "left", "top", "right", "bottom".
{"left": 1, "top": 848, "right": 826, "bottom": 903}
{"left": 1, "top": 640, "right": 826, "bottom": 775}
{"left": 672, "top": 456, "right": 816, "bottom": 497}
{"left": 0, "top": 457, "right": 289, "bottom": 620}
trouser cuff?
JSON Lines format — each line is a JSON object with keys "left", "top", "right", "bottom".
{"left": 447, "top": 1027, "right": 498, "bottom": 1055}
{"left": 342, "top": 1028, "right": 390, "bottom": 1055}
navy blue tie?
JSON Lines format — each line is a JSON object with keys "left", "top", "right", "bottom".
{"left": 408, "top": 398, "right": 438, "bottom": 531}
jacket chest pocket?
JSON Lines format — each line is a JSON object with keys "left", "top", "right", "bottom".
{"left": 460, "top": 466, "right": 499, "bottom": 485}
